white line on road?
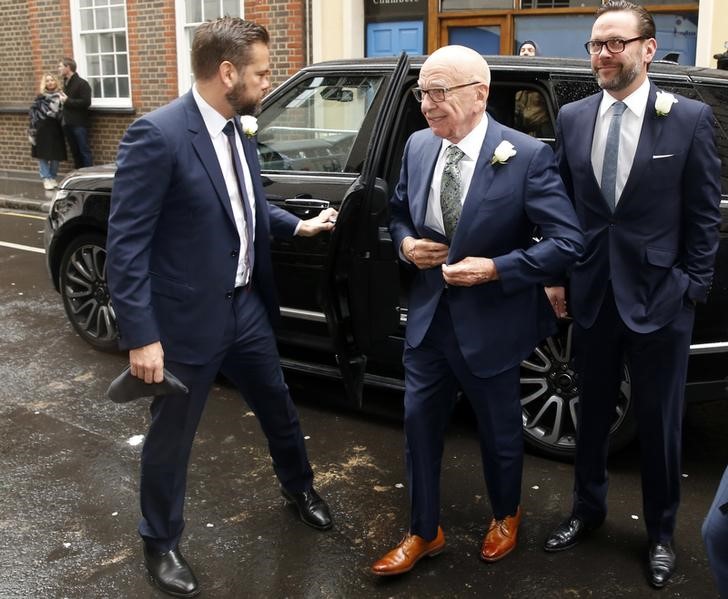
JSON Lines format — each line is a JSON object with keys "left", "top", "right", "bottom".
{"left": 0, "top": 210, "right": 46, "bottom": 220}
{"left": 0, "top": 241, "right": 45, "bottom": 254}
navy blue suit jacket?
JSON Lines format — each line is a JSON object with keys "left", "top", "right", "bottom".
{"left": 389, "top": 118, "right": 583, "bottom": 378}
{"left": 556, "top": 83, "right": 722, "bottom": 333}
{"left": 107, "top": 91, "right": 299, "bottom": 364}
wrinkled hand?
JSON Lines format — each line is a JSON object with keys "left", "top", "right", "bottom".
{"left": 441, "top": 256, "right": 498, "bottom": 287}
{"left": 402, "top": 236, "right": 449, "bottom": 270}
{"left": 129, "top": 341, "right": 164, "bottom": 384}
{"left": 545, "top": 286, "right": 568, "bottom": 319}
{"left": 297, "top": 207, "right": 338, "bottom": 237}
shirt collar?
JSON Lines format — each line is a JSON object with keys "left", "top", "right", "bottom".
{"left": 599, "top": 77, "right": 650, "bottom": 119}
{"left": 192, "top": 84, "right": 231, "bottom": 138}
{"left": 441, "top": 112, "right": 489, "bottom": 161}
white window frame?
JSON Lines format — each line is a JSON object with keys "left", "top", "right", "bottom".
{"left": 69, "top": 0, "right": 132, "bottom": 109}
{"left": 175, "top": 0, "right": 244, "bottom": 97}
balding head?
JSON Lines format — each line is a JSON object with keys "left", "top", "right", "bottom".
{"left": 417, "top": 45, "right": 490, "bottom": 143}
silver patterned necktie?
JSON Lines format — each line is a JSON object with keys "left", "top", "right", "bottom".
{"left": 600, "top": 101, "right": 627, "bottom": 212}
{"left": 440, "top": 145, "right": 465, "bottom": 239}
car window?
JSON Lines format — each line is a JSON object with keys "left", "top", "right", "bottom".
{"left": 256, "top": 74, "right": 384, "bottom": 174}
{"left": 694, "top": 83, "right": 728, "bottom": 197}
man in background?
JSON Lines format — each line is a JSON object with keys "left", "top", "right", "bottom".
{"left": 58, "top": 57, "right": 93, "bottom": 168}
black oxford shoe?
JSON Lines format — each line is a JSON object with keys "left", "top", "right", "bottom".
{"left": 648, "top": 542, "right": 676, "bottom": 589}
{"left": 281, "top": 486, "right": 333, "bottom": 530}
{"left": 544, "top": 516, "right": 598, "bottom": 552}
{"left": 143, "top": 544, "right": 200, "bottom": 598}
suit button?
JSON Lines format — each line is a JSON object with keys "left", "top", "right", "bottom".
{"left": 225, "top": 291, "right": 233, "bottom": 299}
{"left": 231, "top": 249, "right": 238, "bottom": 257}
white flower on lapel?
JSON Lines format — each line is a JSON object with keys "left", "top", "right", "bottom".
{"left": 491, "top": 140, "right": 517, "bottom": 165}
{"left": 240, "top": 115, "right": 258, "bottom": 137}
{"left": 655, "top": 91, "right": 677, "bottom": 117}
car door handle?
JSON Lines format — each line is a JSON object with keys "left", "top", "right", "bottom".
{"left": 284, "top": 199, "right": 330, "bottom": 210}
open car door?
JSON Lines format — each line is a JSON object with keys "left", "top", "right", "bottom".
{"left": 321, "top": 52, "right": 412, "bottom": 407}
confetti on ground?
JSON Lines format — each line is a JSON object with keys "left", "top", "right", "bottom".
{"left": 531, "top": 485, "right": 540, "bottom": 490}
{"left": 127, "top": 434, "right": 144, "bottom": 446}
{"left": 304, "top": 436, "right": 310, "bottom": 440}
{"left": 111, "top": 512, "right": 118, "bottom": 517}
{"left": 394, "top": 483, "right": 404, "bottom": 489}
{"left": 631, "top": 514, "right": 640, "bottom": 520}
{"left": 206, "top": 523, "right": 214, "bottom": 528}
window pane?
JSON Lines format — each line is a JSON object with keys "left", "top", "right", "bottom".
{"left": 442, "top": 0, "right": 511, "bottom": 8}
{"left": 85, "top": 35, "right": 99, "bottom": 54}
{"left": 115, "top": 32, "right": 127, "bottom": 52}
{"left": 223, "top": 0, "right": 238, "bottom": 16}
{"left": 116, "top": 54, "right": 129, "bottom": 75}
{"left": 256, "top": 75, "right": 384, "bottom": 173}
{"left": 514, "top": 14, "right": 594, "bottom": 58}
{"left": 79, "top": 0, "right": 92, "bottom": 7}
{"left": 99, "top": 32, "right": 114, "bottom": 52}
{"left": 87, "top": 54, "right": 101, "bottom": 76}
{"left": 654, "top": 14, "right": 698, "bottom": 64}
{"left": 110, "top": 6, "right": 125, "bottom": 28}
{"left": 90, "top": 78, "right": 102, "bottom": 97}
{"left": 94, "top": 0, "right": 110, "bottom": 6}
{"left": 103, "top": 77, "right": 116, "bottom": 97}
{"left": 203, "top": 0, "right": 218, "bottom": 21}
{"left": 95, "top": 6, "right": 110, "bottom": 29}
{"left": 80, "top": 8, "right": 94, "bottom": 30}
{"left": 118, "top": 77, "right": 129, "bottom": 98}
{"left": 187, "top": 1, "right": 202, "bottom": 24}
{"left": 101, "top": 54, "right": 115, "bottom": 76}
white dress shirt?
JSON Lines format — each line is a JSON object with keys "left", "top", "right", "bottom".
{"left": 425, "top": 112, "right": 489, "bottom": 234}
{"left": 192, "top": 85, "right": 255, "bottom": 287}
{"left": 591, "top": 77, "right": 649, "bottom": 207}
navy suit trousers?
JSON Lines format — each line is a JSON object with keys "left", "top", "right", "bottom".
{"left": 403, "top": 295, "right": 523, "bottom": 541}
{"left": 573, "top": 285, "right": 694, "bottom": 542}
{"left": 138, "top": 287, "right": 313, "bottom": 551}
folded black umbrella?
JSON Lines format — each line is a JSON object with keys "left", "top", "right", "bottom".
{"left": 106, "top": 366, "right": 189, "bottom": 403}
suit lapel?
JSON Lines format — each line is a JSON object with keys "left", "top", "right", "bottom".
{"left": 411, "top": 134, "right": 442, "bottom": 237}
{"left": 576, "top": 94, "right": 603, "bottom": 194}
{"left": 618, "top": 83, "right": 664, "bottom": 209}
{"left": 184, "top": 92, "right": 236, "bottom": 226}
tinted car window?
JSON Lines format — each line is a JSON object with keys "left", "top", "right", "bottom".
{"left": 256, "top": 75, "right": 384, "bottom": 174}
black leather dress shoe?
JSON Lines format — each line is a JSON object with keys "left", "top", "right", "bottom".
{"left": 543, "top": 516, "right": 598, "bottom": 552}
{"left": 143, "top": 544, "right": 200, "bottom": 598}
{"left": 648, "top": 542, "right": 676, "bottom": 589}
{"left": 281, "top": 487, "right": 333, "bottom": 530}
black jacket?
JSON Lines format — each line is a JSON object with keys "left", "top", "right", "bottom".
{"left": 63, "top": 73, "right": 92, "bottom": 127}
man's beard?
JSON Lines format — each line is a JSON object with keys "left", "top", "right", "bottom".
{"left": 226, "top": 79, "right": 260, "bottom": 116}
{"left": 594, "top": 60, "right": 641, "bottom": 92}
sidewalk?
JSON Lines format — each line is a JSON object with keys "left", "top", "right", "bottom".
{"left": 0, "top": 173, "right": 54, "bottom": 213}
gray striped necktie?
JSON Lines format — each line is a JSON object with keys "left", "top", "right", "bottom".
{"left": 440, "top": 145, "right": 465, "bottom": 239}
{"left": 600, "top": 101, "right": 627, "bottom": 212}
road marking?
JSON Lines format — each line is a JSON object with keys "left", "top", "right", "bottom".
{"left": 0, "top": 241, "right": 45, "bottom": 254}
{"left": 0, "top": 210, "right": 46, "bottom": 221}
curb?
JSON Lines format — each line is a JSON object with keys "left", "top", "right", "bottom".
{"left": 0, "top": 195, "right": 50, "bottom": 214}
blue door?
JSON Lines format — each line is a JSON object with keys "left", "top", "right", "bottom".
{"left": 367, "top": 21, "right": 424, "bottom": 57}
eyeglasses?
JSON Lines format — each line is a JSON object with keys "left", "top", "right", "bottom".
{"left": 411, "top": 81, "right": 480, "bottom": 103}
{"left": 584, "top": 36, "right": 646, "bottom": 55}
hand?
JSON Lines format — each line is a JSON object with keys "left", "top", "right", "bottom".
{"left": 59, "top": 92, "right": 67, "bottom": 102}
{"left": 129, "top": 341, "right": 164, "bottom": 384}
{"left": 296, "top": 207, "right": 338, "bottom": 237}
{"left": 402, "top": 236, "right": 449, "bottom": 270}
{"left": 545, "top": 286, "right": 568, "bottom": 318}
{"left": 441, "top": 257, "right": 498, "bottom": 287}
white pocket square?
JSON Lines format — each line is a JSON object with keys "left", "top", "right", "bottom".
{"left": 652, "top": 154, "right": 674, "bottom": 159}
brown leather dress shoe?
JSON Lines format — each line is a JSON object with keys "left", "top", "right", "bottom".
{"left": 480, "top": 507, "right": 521, "bottom": 562}
{"left": 371, "top": 526, "right": 445, "bottom": 576}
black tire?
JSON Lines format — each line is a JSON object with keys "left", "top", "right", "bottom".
{"left": 59, "top": 233, "right": 119, "bottom": 352}
{"left": 520, "top": 320, "right": 637, "bottom": 460}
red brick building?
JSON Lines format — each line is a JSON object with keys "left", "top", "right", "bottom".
{"left": 0, "top": 0, "right": 307, "bottom": 178}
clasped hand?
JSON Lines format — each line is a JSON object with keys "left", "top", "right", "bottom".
{"left": 442, "top": 256, "right": 498, "bottom": 287}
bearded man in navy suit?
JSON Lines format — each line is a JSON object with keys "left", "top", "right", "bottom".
{"left": 106, "top": 18, "right": 337, "bottom": 598}
{"left": 370, "top": 45, "right": 583, "bottom": 576}
{"left": 542, "top": 1, "right": 722, "bottom": 590}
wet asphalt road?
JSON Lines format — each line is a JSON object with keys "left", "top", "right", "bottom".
{"left": 1, "top": 207, "right": 727, "bottom": 599}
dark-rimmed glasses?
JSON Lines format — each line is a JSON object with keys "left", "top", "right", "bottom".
{"left": 584, "top": 36, "right": 647, "bottom": 55}
{"left": 411, "top": 81, "right": 480, "bottom": 103}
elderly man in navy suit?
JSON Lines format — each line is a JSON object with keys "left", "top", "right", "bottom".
{"left": 370, "top": 45, "right": 583, "bottom": 576}
{"left": 106, "top": 18, "right": 337, "bottom": 598}
{"left": 542, "top": 1, "right": 722, "bottom": 590}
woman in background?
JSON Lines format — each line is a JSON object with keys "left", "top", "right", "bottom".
{"left": 29, "top": 74, "right": 66, "bottom": 190}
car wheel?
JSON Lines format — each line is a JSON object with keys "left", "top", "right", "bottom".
{"left": 59, "top": 233, "right": 119, "bottom": 352}
{"left": 519, "top": 321, "right": 636, "bottom": 459}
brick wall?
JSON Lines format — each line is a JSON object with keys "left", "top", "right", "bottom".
{"left": 0, "top": 0, "right": 307, "bottom": 177}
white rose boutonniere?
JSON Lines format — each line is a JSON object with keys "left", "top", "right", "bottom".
{"left": 491, "top": 140, "right": 517, "bottom": 166}
{"left": 655, "top": 91, "right": 677, "bottom": 117}
{"left": 240, "top": 115, "right": 259, "bottom": 137}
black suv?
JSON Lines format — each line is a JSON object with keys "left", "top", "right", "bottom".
{"left": 44, "top": 55, "right": 728, "bottom": 458}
